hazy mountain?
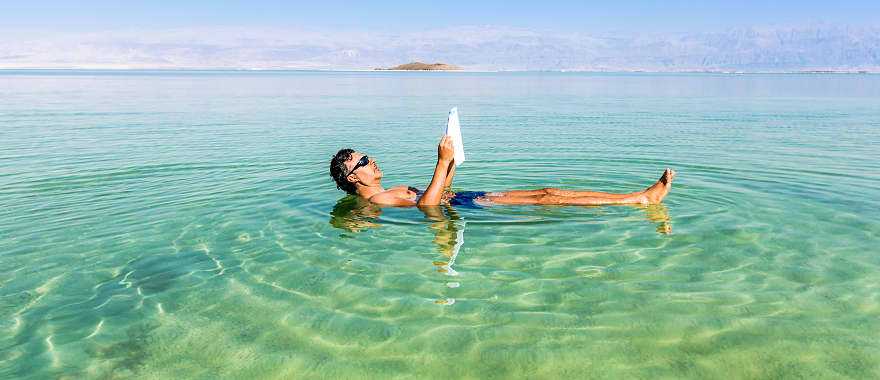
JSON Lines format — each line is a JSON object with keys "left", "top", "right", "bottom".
{"left": 1, "top": 25, "right": 878, "bottom": 71}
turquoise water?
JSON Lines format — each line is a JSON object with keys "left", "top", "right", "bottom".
{"left": 1, "top": 70, "right": 879, "bottom": 379}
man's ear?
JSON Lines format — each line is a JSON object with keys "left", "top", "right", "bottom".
{"left": 346, "top": 173, "right": 358, "bottom": 184}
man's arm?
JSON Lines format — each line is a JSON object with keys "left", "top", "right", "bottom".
{"left": 418, "top": 136, "right": 455, "bottom": 206}
{"left": 443, "top": 160, "right": 455, "bottom": 189}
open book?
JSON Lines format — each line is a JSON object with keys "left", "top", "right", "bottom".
{"left": 445, "top": 107, "right": 466, "bottom": 166}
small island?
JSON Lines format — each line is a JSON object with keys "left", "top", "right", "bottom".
{"left": 376, "top": 62, "right": 462, "bottom": 71}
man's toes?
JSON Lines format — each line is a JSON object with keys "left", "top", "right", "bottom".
{"left": 661, "top": 168, "right": 675, "bottom": 184}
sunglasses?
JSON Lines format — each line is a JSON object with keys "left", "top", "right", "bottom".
{"left": 346, "top": 155, "right": 370, "bottom": 177}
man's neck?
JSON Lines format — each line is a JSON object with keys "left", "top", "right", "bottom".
{"left": 357, "top": 184, "right": 385, "bottom": 199}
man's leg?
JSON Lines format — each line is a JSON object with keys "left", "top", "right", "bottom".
{"left": 499, "top": 188, "right": 635, "bottom": 198}
{"left": 496, "top": 189, "right": 551, "bottom": 197}
{"left": 484, "top": 169, "right": 675, "bottom": 206}
{"left": 486, "top": 193, "right": 646, "bottom": 206}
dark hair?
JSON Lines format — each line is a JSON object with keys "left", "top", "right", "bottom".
{"left": 330, "top": 148, "right": 358, "bottom": 194}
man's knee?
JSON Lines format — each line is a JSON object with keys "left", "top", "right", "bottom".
{"left": 543, "top": 188, "right": 561, "bottom": 195}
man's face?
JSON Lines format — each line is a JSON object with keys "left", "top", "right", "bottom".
{"left": 346, "top": 152, "right": 382, "bottom": 185}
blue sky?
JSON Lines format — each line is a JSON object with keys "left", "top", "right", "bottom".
{"left": 2, "top": 0, "right": 879, "bottom": 32}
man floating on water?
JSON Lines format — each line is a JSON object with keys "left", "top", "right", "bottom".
{"left": 329, "top": 136, "right": 674, "bottom": 208}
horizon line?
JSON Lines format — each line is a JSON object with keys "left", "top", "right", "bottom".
{"left": 0, "top": 67, "right": 876, "bottom": 74}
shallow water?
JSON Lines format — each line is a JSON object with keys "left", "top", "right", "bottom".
{"left": 1, "top": 70, "right": 879, "bottom": 379}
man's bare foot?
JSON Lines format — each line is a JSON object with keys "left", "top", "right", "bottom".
{"left": 642, "top": 168, "right": 676, "bottom": 204}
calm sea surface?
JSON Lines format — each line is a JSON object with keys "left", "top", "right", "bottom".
{"left": 1, "top": 70, "right": 879, "bottom": 379}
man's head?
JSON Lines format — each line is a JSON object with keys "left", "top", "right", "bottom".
{"left": 329, "top": 148, "right": 383, "bottom": 194}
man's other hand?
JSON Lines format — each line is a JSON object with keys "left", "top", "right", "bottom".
{"left": 438, "top": 135, "right": 454, "bottom": 162}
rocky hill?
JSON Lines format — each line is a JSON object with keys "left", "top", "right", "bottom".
{"left": 378, "top": 62, "right": 461, "bottom": 70}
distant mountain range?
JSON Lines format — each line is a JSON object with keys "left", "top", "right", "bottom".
{"left": 1, "top": 25, "right": 878, "bottom": 72}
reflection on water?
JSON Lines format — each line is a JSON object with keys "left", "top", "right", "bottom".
{"left": 328, "top": 197, "right": 675, "bottom": 306}
{"left": 330, "top": 196, "right": 467, "bottom": 256}
{"left": 419, "top": 205, "right": 465, "bottom": 265}
{"left": 643, "top": 204, "right": 672, "bottom": 234}
{"left": 330, "top": 197, "right": 468, "bottom": 305}
{"left": 329, "top": 196, "right": 673, "bottom": 256}
{"left": 329, "top": 196, "right": 383, "bottom": 233}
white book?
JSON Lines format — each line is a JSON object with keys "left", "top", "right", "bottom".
{"left": 444, "top": 107, "right": 466, "bottom": 166}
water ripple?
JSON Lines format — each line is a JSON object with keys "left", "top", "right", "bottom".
{"left": 2, "top": 72, "right": 879, "bottom": 379}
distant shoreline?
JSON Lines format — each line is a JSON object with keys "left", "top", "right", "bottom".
{"left": 0, "top": 67, "right": 875, "bottom": 74}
